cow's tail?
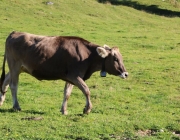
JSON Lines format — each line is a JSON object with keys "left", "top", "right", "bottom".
{"left": 0, "top": 52, "right": 6, "bottom": 94}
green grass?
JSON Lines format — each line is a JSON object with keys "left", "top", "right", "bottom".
{"left": 0, "top": 0, "right": 180, "bottom": 139}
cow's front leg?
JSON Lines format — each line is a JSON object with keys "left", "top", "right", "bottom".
{"left": 60, "top": 82, "right": 74, "bottom": 115}
{"left": 0, "top": 73, "right": 10, "bottom": 106}
{"left": 74, "top": 76, "right": 92, "bottom": 114}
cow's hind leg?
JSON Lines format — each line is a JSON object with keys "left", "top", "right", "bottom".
{"left": 0, "top": 73, "right": 10, "bottom": 106}
{"left": 7, "top": 59, "right": 21, "bottom": 111}
{"left": 9, "top": 71, "right": 21, "bottom": 111}
{"left": 60, "top": 82, "right": 74, "bottom": 115}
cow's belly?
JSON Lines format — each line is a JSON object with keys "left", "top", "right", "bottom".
{"left": 21, "top": 64, "right": 67, "bottom": 80}
{"left": 31, "top": 67, "right": 67, "bottom": 80}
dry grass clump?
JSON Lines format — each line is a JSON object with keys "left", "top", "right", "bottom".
{"left": 169, "top": 0, "right": 180, "bottom": 8}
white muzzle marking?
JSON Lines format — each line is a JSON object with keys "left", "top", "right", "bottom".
{"left": 119, "top": 72, "right": 128, "bottom": 79}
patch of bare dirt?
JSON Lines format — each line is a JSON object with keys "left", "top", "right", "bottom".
{"left": 137, "top": 130, "right": 156, "bottom": 137}
{"left": 173, "top": 131, "right": 180, "bottom": 137}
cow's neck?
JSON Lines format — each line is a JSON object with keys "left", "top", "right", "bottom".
{"left": 83, "top": 51, "right": 106, "bottom": 80}
{"left": 100, "top": 57, "right": 107, "bottom": 77}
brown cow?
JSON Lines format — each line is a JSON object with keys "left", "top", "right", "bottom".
{"left": 0, "top": 31, "right": 128, "bottom": 115}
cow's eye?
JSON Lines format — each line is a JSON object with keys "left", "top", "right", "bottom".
{"left": 114, "top": 57, "right": 118, "bottom": 62}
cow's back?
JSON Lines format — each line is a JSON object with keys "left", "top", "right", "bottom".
{"left": 5, "top": 31, "right": 96, "bottom": 80}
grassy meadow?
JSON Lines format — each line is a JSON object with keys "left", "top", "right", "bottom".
{"left": 0, "top": 0, "right": 180, "bottom": 139}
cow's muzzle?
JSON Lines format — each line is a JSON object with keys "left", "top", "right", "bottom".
{"left": 120, "top": 72, "right": 128, "bottom": 79}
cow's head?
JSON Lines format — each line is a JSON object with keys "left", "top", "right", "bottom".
{"left": 96, "top": 45, "right": 128, "bottom": 79}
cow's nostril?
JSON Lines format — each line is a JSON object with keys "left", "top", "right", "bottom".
{"left": 125, "top": 72, "right": 128, "bottom": 77}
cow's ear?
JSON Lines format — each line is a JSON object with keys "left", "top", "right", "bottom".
{"left": 103, "top": 44, "right": 111, "bottom": 51}
{"left": 96, "top": 47, "right": 108, "bottom": 58}
{"left": 103, "top": 44, "right": 110, "bottom": 48}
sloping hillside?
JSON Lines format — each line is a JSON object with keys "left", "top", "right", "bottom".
{"left": 0, "top": 0, "right": 180, "bottom": 139}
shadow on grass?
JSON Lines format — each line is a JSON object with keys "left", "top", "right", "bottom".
{"left": 65, "top": 135, "right": 89, "bottom": 140}
{"left": 0, "top": 108, "right": 45, "bottom": 115}
{"left": 23, "top": 110, "right": 45, "bottom": 115}
{"left": 0, "top": 108, "right": 16, "bottom": 113}
{"left": 98, "top": 0, "right": 180, "bottom": 17}
{"left": 65, "top": 113, "right": 87, "bottom": 122}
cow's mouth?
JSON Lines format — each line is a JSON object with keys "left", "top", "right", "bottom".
{"left": 119, "top": 72, "right": 128, "bottom": 79}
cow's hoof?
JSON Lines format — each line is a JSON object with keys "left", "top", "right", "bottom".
{"left": 13, "top": 107, "right": 21, "bottom": 111}
{"left": 60, "top": 110, "right": 68, "bottom": 115}
{"left": 83, "top": 108, "right": 91, "bottom": 114}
